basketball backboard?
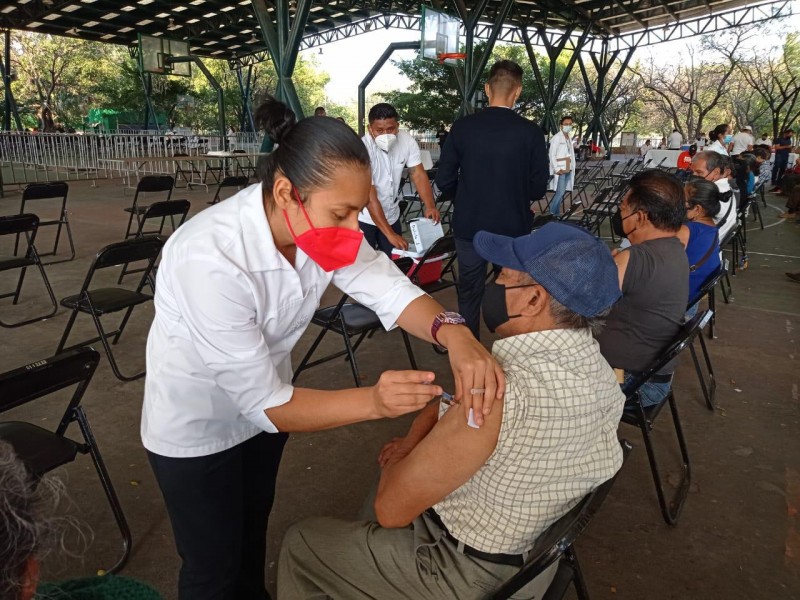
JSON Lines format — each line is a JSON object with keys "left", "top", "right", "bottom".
{"left": 138, "top": 34, "right": 192, "bottom": 77}
{"left": 421, "top": 6, "right": 462, "bottom": 66}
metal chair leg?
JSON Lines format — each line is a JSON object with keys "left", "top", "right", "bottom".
{"left": 75, "top": 407, "right": 132, "bottom": 574}
{"left": 566, "top": 546, "right": 590, "bottom": 600}
{"left": 689, "top": 341, "right": 714, "bottom": 411}
{"left": 0, "top": 258, "right": 58, "bottom": 328}
{"left": 401, "top": 331, "right": 417, "bottom": 370}
{"left": 56, "top": 308, "right": 80, "bottom": 353}
{"left": 637, "top": 392, "right": 691, "bottom": 525}
{"left": 90, "top": 310, "right": 145, "bottom": 382}
{"left": 340, "top": 316, "right": 361, "bottom": 387}
{"left": 112, "top": 305, "right": 138, "bottom": 345}
{"left": 292, "top": 327, "right": 330, "bottom": 384}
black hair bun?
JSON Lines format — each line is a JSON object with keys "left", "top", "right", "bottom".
{"left": 255, "top": 95, "right": 296, "bottom": 144}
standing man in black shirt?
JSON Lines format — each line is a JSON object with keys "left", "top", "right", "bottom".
{"left": 435, "top": 60, "right": 549, "bottom": 339}
{"left": 771, "top": 128, "right": 794, "bottom": 191}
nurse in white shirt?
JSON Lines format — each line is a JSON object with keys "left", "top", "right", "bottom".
{"left": 706, "top": 123, "right": 732, "bottom": 156}
{"left": 546, "top": 116, "right": 576, "bottom": 216}
{"left": 142, "top": 97, "right": 505, "bottom": 600}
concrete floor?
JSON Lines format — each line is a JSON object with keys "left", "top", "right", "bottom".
{"left": 0, "top": 176, "right": 799, "bottom": 600}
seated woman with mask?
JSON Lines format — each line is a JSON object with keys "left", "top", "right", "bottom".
{"left": 676, "top": 177, "right": 722, "bottom": 313}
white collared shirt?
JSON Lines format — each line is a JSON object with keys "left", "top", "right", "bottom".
{"left": 731, "top": 132, "right": 754, "bottom": 155}
{"left": 141, "top": 183, "right": 425, "bottom": 458}
{"left": 668, "top": 132, "right": 683, "bottom": 149}
{"left": 359, "top": 131, "right": 422, "bottom": 226}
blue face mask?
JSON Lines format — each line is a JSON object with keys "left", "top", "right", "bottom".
{"left": 724, "top": 134, "right": 733, "bottom": 144}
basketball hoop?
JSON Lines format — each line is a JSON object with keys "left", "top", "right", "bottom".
{"left": 437, "top": 52, "right": 466, "bottom": 64}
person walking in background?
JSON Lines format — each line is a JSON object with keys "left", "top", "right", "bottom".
{"left": 640, "top": 139, "right": 652, "bottom": 160}
{"left": 547, "top": 115, "right": 576, "bottom": 216}
{"left": 436, "top": 60, "right": 549, "bottom": 339}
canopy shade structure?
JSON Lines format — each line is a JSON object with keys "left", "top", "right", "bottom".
{"left": 0, "top": 0, "right": 793, "bottom": 68}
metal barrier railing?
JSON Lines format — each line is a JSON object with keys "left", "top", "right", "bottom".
{"left": 0, "top": 131, "right": 264, "bottom": 186}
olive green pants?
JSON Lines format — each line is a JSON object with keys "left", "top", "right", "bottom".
{"left": 277, "top": 512, "right": 557, "bottom": 600}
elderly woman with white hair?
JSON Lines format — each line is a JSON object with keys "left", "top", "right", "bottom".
{"left": 0, "top": 441, "right": 162, "bottom": 600}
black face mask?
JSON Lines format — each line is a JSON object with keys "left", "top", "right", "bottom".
{"left": 611, "top": 209, "right": 639, "bottom": 239}
{"left": 482, "top": 281, "right": 539, "bottom": 333}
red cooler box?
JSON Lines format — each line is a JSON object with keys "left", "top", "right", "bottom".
{"left": 391, "top": 249, "right": 452, "bottom": 285}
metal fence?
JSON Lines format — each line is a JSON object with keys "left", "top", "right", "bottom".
{"left": 0, "top": 131, "right": 264, "bottom": 186}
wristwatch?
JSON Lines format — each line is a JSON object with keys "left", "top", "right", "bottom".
{"left": 431, "top": 311, "right": 467, "bottom": 346}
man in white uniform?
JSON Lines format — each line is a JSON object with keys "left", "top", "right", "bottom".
{"left": 546, "top": 115, "right": 576, "bottom": 216}
{"left": 360, "top": 103, "right": 440, "bottom": 255}
{"left": 668, "top": 129, "right": 683, "bottom": 149}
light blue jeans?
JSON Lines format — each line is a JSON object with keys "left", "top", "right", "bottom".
{"left": 623, "top": 372, "right": 672, "bottom": 408}
{"left": 548, "top": 172, "right": 572, "bottom": 216}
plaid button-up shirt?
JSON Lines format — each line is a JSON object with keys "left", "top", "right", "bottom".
{"left": 434, "top": 328, "right": 625, "bottom": 554}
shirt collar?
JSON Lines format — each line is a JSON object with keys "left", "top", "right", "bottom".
{"left": 492, "top": 328, "right": 594, "bottom": 368}
{"left": 239, "top": 182, "right": 298, "bottom": 272}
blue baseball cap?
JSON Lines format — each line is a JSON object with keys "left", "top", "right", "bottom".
{"left": 473, "top": 223, "right": 621, "bottom": 317}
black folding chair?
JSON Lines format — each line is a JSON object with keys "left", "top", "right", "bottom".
{"left": 209, "top": 175, "right": 249, "bottom": 205}
{"left": 0, "top": 214, "right": 58, "bottom": 328}
{"left": 620, "top": 310, "right": 712, "bottom": 525}
{"left": 233, "top": 149, "right": 256, "bottom": 180}
{"left": 488, "top": 441, "right": 633, "bottom": 600}
{"left": 123, "top": 175, "right": 174, "bottom": 239}
{"left": 0, "top": 348, "right": 131, "bottom": 574}
{"left": 15, "top": 181, "right": 75, "bottom": 264}
{"left": 56, "top": 237, "right": 164, "bottom": 382}
{"left": 575, "top": 187, "right": 614, "bottom": 236}
{"left": 118, "top": 200, "right": 190, "bottom": 284}
{"left": 292, "top": 293, "right": 418, "bottom": 387}
{"left": 203, "top": 156, "right": 225, "bottom": 184}
{"left": 173, "top": 152, "right": 204, "bottom": 190}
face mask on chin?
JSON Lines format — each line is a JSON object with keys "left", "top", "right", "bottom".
{"left": 374, "top": 133, "right": 397, "bottom": 153}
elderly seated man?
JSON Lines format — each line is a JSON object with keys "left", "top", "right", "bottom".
{"left": 599, "top": 169, "right": 689, "bottom": 408}
{"left": 690, "top": 151, "right": 737, "bottom": 243}
{"left": 278, "top": 222, "right": 625, "bottom": 600}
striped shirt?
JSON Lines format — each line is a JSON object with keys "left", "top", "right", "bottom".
{"left": 433, "top": 328, "right": 625, "bottom": 554}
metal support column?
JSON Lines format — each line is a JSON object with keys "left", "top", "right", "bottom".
{"left": 357, "top": 41, "right": 418, "bottom": 136}
{"left": 452, "top": 0, "right": 513, "bottom": 115}
{"left": 236, "top": 65, "right": 256, "bottom": 133}
{"left": 577, "top": 42, "right": 635, "bottom": 158}
{"left": 523, "top": 27, "right": 590, "bottom": 135}
{"left": 1, "top": 30, "right": 22, "bottom": 131}
{"left": 251, "top": 0, "right": 312, "bottom": 119}
{"left": 169, "top": 56, "right": 226, "bottom": 146}
{"left": 139, "top": 72, "right": 161, "bottom": 133}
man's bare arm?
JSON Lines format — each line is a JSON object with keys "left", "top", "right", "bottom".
{"left": 375, "top": 395, "right": 503, "bottom": 528}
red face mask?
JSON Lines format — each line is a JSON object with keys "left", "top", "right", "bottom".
{"left": 283, "top": 187, "right": 363, "bottom": 272}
